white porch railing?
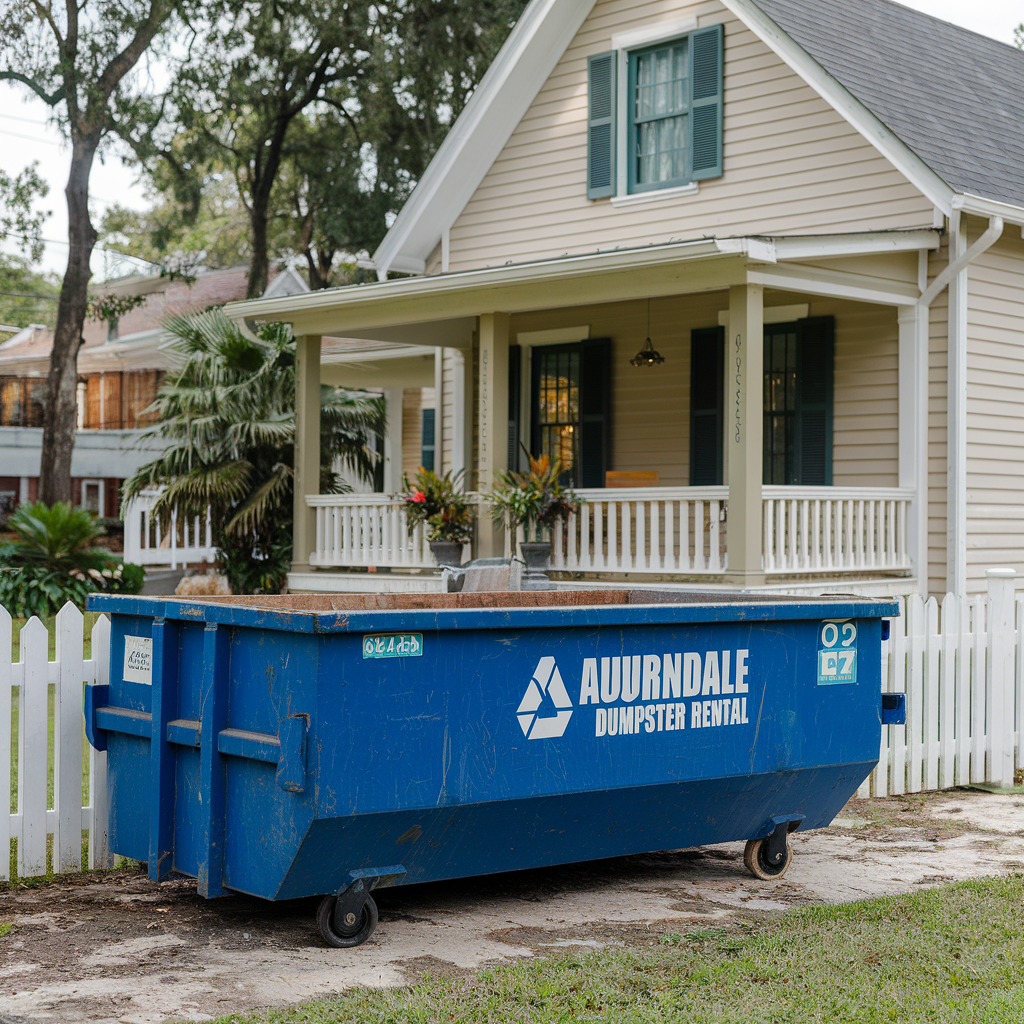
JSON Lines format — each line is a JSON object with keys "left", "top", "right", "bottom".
{"left": 549, "top": 487, "right": 729, "bottom": 575}
{"left": 308, "top": 494, "right": 437, "bottom": 568}
{"left": 762, "top": 486, "right": 913, "bottom": 574}
{"left": 123, "top": 489, "right": 216, "bottom": 569}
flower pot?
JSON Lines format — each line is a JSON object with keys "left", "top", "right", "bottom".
{"left": 519, "top": 540, "right": 553, "bottom": 591}
{"left": 429, "top": 540, "right": 464, "bottom": 569}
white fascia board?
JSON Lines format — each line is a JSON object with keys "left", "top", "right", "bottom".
{"left": 322, "top": 345, "right": 432, "bottom": 365}
{"left": 747, "top": 264, "right": 920, "bottom": 306}
{"left": 228, "top": 237, "right": 754, "bottom": 325}
{"left": 372, "top": 0, "right": 597, "bottom": 276}
{"left": 771, "top": 229, "right": 941, "bottom": 260}
{"left": 952, "top": 193, "right": 1024, "bottom": 228}
{"left": 718, "top": 0, "right": 955, "bottom": 214}
{"left": 611, "top": 17, "right": 698, "bottom": 51}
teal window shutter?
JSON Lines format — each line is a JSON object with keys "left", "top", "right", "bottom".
{"left": 689, "top": 326, "right": 724, "bottom": 485}
{"left": 689, "top": 23, "right": 723, "bottom": 180}
{"left": 587, "top": 52, "right": 616, "bottom": 198}
{"left": 420, "top": 408, "right": 435, "bottom": 471}
{"left": 794, "top": 317, "right": 834, "bottom": 486}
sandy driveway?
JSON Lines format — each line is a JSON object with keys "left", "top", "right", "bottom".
{"left": 2, "top": 789, "right": 1023, "bottom": 1024}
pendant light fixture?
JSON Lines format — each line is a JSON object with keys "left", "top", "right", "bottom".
{"left": 630, "top": 298, "right": 665, "bottom": 367}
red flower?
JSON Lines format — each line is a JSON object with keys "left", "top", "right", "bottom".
{"left": 411, "top": 491, "right": 427, "bottom": 503}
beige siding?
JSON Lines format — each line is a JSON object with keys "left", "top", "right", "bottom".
{"left": 965, "top": 229, "right": 1024, "bottom": 593}
{"left": 446, "top": 0, "right": 932, "bottom": 272}
{"left": 509, "top": 292, "right": 898, "bottom": 487}
{"left": 402, "top": 387, "right": 435, "bottom": 479}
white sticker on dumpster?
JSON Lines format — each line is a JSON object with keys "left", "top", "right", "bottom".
{"left": 123, "top": 635, "right": 153, "bottom": 684}
{"left": 818, "top": 620, "right": 857, "bottom": 685}
{"left": 363, "top": 633, "right": 423, "bottom": 659}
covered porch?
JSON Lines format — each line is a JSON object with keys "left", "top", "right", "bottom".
{"left": 225, "top": 231, "right": 937, "bottom": 595}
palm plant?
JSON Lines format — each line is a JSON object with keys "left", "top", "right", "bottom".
{"left": 123, "top": 309, "right": 385, "bottom": 593}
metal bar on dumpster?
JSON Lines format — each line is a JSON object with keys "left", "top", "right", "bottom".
{"left": 198, "top": 623, "right": 230, "bottom": 897}
{"left": 95, "top": 706, "right": 153, "bottom": 740}
{"left": 217, "top": 728, "right": 281, "bottom": 763}
{"left": 166, "top": 719, "right": 200, "bottom": 747}
{"left": 149, "top": 619, "right": 179, "bottom": 882}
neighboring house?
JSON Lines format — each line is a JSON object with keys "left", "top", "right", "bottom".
{"left": 0, "top": 265, "right": 310, "bottom": 519}
{"left": 226, "top": 0, "right": 1024, "bottom": 599}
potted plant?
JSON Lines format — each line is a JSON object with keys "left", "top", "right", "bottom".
{"left": 401, "top": 468, "right": 474, "bottom": 568}
{"left": 489, "top": 454, "right": 578, "bottom": 586}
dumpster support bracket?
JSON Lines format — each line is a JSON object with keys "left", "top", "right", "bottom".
{"left": 334, "top": 864, "right": 407, "bottom": 920}
{"left": 759, "top": 814, "right": 805, "bottom": 870}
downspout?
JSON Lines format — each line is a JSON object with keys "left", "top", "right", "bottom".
{"left": 916, "top": 213, "right": 1003, "bottom": 597}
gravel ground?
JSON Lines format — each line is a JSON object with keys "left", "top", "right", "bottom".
{"left": 1, "top": 789, "right": 1023, "bottom": 1024}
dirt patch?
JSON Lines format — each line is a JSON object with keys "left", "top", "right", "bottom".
{"left": 2, "top": 790, "right": 1023, "bottom": 1024}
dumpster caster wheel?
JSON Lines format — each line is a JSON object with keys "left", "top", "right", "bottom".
{"left": 743, "top": 835, "right": 793, "bottom": 881}
{"left": 317, "top": 893, "right": 378, "bottom": 948}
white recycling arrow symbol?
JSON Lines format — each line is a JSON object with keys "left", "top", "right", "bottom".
{"left": 516, "top": 656, "right": 573, "bottom": 740}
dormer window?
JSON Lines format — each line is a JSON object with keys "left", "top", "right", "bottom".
{"left": 587, "top": 23, "right": 723, "bottom": 202}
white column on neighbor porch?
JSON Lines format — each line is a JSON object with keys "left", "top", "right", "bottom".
{"left": 899, "top": 304, "right": 929, "bottom": 594}
{"left": 433, "top": 346, "right": 443, "bottom": 470}
{"left": 725, "top": 284, "right": 764, "bottom": 585}
{"left": 381, "top": 388, "right": 404, "bottom": 494}
{"left": 292, "top": 334, "right": 322, "bottom": 571}
{"left": 477, "top": 313, "right": 510, "bottom": 557}
{"left": 947, "top": 212, "right": 969, "bottom": 596}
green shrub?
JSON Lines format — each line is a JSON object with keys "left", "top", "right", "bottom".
{"left": 0, "top": 502, "right": 145, "bottom": 616}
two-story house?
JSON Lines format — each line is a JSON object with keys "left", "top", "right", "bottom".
{"left": 226, "top": 0, "right": 1024, "bottom": 599}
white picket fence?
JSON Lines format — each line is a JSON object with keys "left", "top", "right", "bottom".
{"left": 862, "top": 567, "right": 1022, "bottom": 798}
{"left": 2, "top": 604, "right": 112, "bottom": 880}
{"left": 2, "top": 570, "right": 1023, "bottom": 880}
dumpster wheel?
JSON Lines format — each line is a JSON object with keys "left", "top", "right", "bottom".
{"left": 316, "top": 893, "right": 379, "bottom": 948}
{"left": 743, "top": 835, "right": 793, "bottom": 881}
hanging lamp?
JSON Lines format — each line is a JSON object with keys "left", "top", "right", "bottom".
{"left": 630, "top": 298, "right": 665, "bottom": 367}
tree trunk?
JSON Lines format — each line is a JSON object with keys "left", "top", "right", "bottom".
{"left": 247, "top": 198, "right": 270, "bottom": 299}
{"left": 40, "top": 138, "right": 99, "bottom": 505}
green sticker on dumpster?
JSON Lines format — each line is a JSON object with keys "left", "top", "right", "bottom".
{"left": 363, "top": 633, "right": 423, "bottom": 659}
{"left": 817, "top": 620, "right": 857, "bottom": 685}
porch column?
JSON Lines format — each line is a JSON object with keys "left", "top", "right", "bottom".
{"left": 725, "top": 284, "right": 764, "bottom": 586}
{"left": 381, "top": 387, "right": 404, "bottom": 494}
{"left": 292, "top": 334, "right": 321, "bottom": 572}
{"left": 899, "top": 304, "right": 928, "bottom": 593}
{"left": 477, "top": 312, "right": 510, "bottom": 557}
{"left": 947, "top": 213, "right": 968, "bottom": 596}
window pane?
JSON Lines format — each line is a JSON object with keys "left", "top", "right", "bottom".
{"left": 763, "top": 328, "right": 799, "bottom": 485}
{"left": 536, "top": 348, "right": 580, "bottom": 476}
{"left": 633, "top": 40, "right": 689, "bottom": 186}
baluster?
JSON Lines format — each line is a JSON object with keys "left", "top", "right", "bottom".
{"left": 694, "top": 500, "right": 705, "bottom": 571}
{"left": 331, "top": 506, "right": 341, "bottom": 564}
{"left": 580, "top": 503, "right": 592, "bottom": 570}
{"left": 553, "top": 519, "right": 564, "bottom": 568}
{"left": 650, "top": 500, "right": 661, "bottom": 571}
{"left": 868, "top": 500, "right": 877, "bottom": 568}
{"left": 762, "top": 500, "right": 772, "bottom": 572}
{"left": 567, "top": 510, "right": 578, "bottom": 569}
{"left": 607, "top": 501, "right": 618, "bottom": 570}
{"left": 679, "top": 501, "right": 690, "bottom": 570}
{"left": 709, "top": 501, "right": 720, "bottom": 572}
{"left": 898, "top": 500, "right": 908, "bottom": 567}
{"left": 594, "top": 502, "right": 604, "bottom": 570}
{"left": 773, "top": 499, "right": 783, "bottom": 571}
{"left": 665, "top": 500, "right": 675, "bottom": 571}
{"left": 634, "top": 501, "right": 645, "bottom": 571}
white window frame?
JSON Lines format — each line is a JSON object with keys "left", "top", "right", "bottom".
{"left": 611, "top": 17, "right": 703, "bottom": 205}
{"left": 81, "top": 478, "right": 104, "bottom": 517}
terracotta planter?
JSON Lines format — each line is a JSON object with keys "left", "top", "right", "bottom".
{"left": 519, "top": 540, "right": 552, "bottom": 591}
{"left": 429, "top": 540, "right": 464, "bottom": 568}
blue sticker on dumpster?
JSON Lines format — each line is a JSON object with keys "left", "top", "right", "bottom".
{"left": 363, "top": 633, "right": 423, "bottom": 659}
{"left": 818, "top": 620, "right": 857, "bottom": 684}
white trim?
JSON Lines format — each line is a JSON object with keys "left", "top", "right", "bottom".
{"left": 718, "top": 303, "right": 808, "bottom": 327}
{"left": 716, "top": 0, "right": 955, "bottom": 213}
{"left": 372, "top": 0, "right": 597, "bottom": 276}
{"left": 746, "top": 264, "right": 920, "bottom": 306}
{"left": 322, "top": 345, "right": 433, "bottom": 365}
{"left": 951, "top": 193, "right": 1024, "bottom": 229}
{"left": 771, "top": 229, "right": 940, "bottom": 260}
{"left": 610, "top": 16, "right": 697, "bottom": 51}
{"left": 610, "top": 182, "right": 699, "bottom": 207}
{"left": 516, "top": 325, "right": 590, "bottom": 346}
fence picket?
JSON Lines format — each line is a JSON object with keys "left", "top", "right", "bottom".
{"left": 924, "top": 597, "right": 940, "bottom": 791}
{"left": 18, "top": 617, "right": 49, "bottom": 877}
{"left": 939, "top": 593, "right": 957, "bottom": 789}
{"left": 54, "top": 603, "right": 84, "bottom": 873}
{"left": 89, "top": 615, "right": 112, "bottom": 870}
{"left": 0, "top": 605, "right": 11, "bottom": 881}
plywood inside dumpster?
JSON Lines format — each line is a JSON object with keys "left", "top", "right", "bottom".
{"left": 161, "top": 590, "right": 858, "bottom": 613}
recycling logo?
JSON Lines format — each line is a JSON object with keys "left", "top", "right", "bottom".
{"left": 516, "top": 656, "right": 573, "bottom": 740}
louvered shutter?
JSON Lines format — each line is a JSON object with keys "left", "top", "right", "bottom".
{"left": 587, "top": 52, "right": 616, "bottom": 198}
{"left": 795, "top": 317, "right": 834, "bottom": 485}
{"left": 689, "top": 326, "right": 724, "bottom": 485}
{"left": 690, "top": 24, "right": 723, "bottom": 180}
{"left": 579, "top": 338, "right": 611, "bottom": 486}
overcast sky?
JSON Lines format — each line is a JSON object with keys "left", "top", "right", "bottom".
{"left": 1, "top": 0, "right": 1021, "bottom": 277}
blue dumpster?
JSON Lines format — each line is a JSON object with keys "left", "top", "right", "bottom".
{"left": 85, "top": 591, "right": 904, "bottom": 946}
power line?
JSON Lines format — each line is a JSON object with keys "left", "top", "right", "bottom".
{"left": 0, "top": 127, "right": 62, "bottom": 147}
{"left": 0, "top": 112, "right": 53, "bottom": 127}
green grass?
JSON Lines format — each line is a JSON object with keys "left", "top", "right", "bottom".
{"left": 213, "top": 874, "right": 1024, "bottom": 1024}
{"left": 0, "top": 921, "right": 11, "bottom": 937}
{"left": 7, "top": 612, "right": 102, "bottom": 883}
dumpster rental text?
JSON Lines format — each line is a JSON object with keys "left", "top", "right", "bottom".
{"left": 578, "top": 652, "right": 751, "bottom": 738}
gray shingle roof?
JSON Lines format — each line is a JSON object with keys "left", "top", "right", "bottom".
{"left": 752, "top": 0, "right": 1024, "bottom": 207}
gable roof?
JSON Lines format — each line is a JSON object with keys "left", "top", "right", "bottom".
{"left": 372, "top": 0, "right": 1024, "bottom": 278}
{"left": 753, "top": 0, "right": 1024, "bottom": 209}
